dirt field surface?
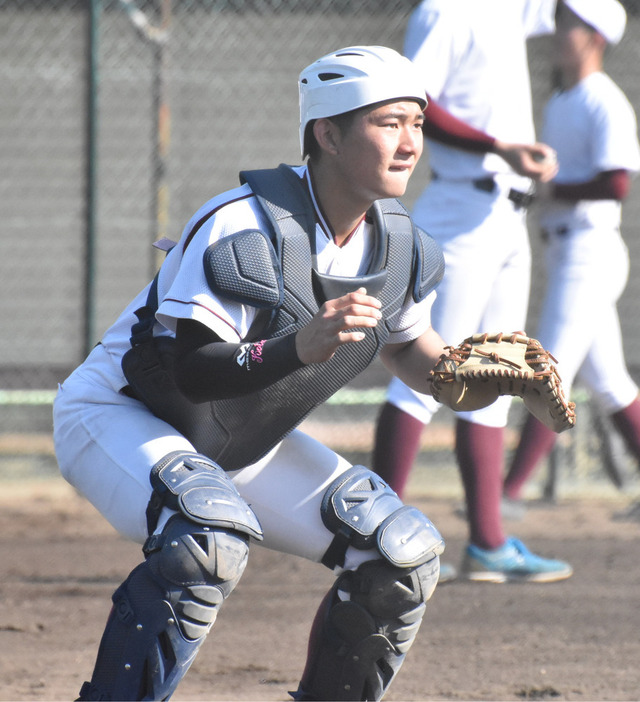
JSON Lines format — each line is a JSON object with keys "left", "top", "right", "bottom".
{"left": 1, "top": 477, "right": 639, "bottom": 702}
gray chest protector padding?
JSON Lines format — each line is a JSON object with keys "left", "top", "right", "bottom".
{"left": 126, "top": 164, "right": 444, "bottom": 471}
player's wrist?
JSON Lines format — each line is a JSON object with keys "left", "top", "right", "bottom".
{"left": 490, "top": 137, "right": 511, "bottom": 155}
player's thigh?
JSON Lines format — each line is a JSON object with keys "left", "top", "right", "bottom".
{"left": 385, "top": 375, "right": 440, "bottom": 423}
{"left": 229, "top": 430, "right": 373, "bottom": 568}
{"left": 414, "top": 184, "right": 495, "bottom": 340}
{"left": 54, "top": 375, "right": 194, "bottom": 543}
{"left": 536, "top": 231, "right": 621, "bottom": 390}
{"left": 477, "top": 226, "right": 531, "bottom": 333}
{"left": 430, "top": 208, "right": 530, "bottom": 341}
{"left": 535, "top": 277, "right": 592, "bottom": 393}
{"left": 579, "top": 304, "right": 638, "bottom": 413}
{"left": 429, "top": 237, "right": 500, "bottom": 340}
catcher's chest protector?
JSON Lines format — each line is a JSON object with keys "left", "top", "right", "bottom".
{"left": 131, "top": 165, "right": 443, "bottom": 470}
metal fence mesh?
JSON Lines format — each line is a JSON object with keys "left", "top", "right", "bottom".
{"left": 2, "top": 0, "right": 640, "bottom": 492}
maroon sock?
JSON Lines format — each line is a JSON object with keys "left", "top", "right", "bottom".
{"left": 455, "top": 419, "right": 505, "bottom": 550}
{"left": 610, "top": 396, "right": 640, "bottom": 463}
{"left": 503, "top": 415, "right": 558, "bottom": 500}
{"left": 372, "top": 402, "right": 424, "bottom": 498}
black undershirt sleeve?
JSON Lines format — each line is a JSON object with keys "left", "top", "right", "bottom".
{"left": 173, "top": 318, "right": 305, "bottom": 403}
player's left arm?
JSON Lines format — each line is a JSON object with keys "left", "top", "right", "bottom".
{"left": 548, "top": 169, "right": 631, "bottom": 202}
{"left": 380, "top": 326, "right": 448, "bottom": 396}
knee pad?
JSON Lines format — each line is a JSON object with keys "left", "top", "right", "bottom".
{"left": 320, "top": 465, "right": 444, "bottom": 570}
{"left": 146, "top": 450, "right": 263, "bottom": 540}
{"left": 296, "top": 556, "right": 440, "bottom": 701}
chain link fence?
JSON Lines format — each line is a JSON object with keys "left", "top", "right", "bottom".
{"left": 1, "top": 0, "right": 640, "bottom": 494}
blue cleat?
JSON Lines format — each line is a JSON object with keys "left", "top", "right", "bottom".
{"left": 461, "top": 537, "right": 573, "bottom": 583}
{"left": 437, "top": 561, "right": 458, "bottom": 584}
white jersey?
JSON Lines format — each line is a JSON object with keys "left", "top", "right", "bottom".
{"left": 540, "top": 71, "right": 640, "bottom": 232}
{"left": 98, "top": 165, "right": 434, "bottom": 393}
{"left": 404, "top": 0, "right": 555, "bottom": 185}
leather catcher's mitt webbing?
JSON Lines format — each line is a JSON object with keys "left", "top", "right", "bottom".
{"left": 428, "top": 332, "right": 576, "bottom": 433}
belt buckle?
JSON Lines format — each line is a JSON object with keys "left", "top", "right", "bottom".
{"left": 508, "top": 187, "right": 534, "bottom": 210}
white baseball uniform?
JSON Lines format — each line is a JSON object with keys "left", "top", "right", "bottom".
{"left": 53, "top": 165, "right": 435, "bottom": 563}
{"left": 535, "top": 71, "right": 640, "bottom": 413}
{"left": 386, "top": 0, "right": 556, "bottom": 427}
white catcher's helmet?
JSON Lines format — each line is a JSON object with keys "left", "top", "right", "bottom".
{"left": 298, "top": 45, "right": 427, "bottom": 157}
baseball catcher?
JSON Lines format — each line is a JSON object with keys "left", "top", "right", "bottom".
{"left": 53, "top": 46, "right": 449, "bottom": 702}
{"left": 429, "top": 331, "right": 576, "bottom": 433}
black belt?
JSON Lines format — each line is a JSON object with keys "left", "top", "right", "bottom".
{"left": 471, "top": 176, "right": 534, "bottom": 209}
{"left": 431, "top": 171, "right": 534, "bottom": 209}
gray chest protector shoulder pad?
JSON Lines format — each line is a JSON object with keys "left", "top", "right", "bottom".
{"left": 202, "top": 164, "right": 444, "bottom": 311}
{"left": 203, "top": 228, "right": 284, "bottom": 310}
{"left": 412, "top": 223, "right": 445, "bottom": 302}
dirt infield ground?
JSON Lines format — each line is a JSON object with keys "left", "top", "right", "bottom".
{"left": 1, "top": 475, "right": 639, "bottom": 702}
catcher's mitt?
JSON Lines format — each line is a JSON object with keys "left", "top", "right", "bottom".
{"left": 428, "top": 332, "right": 576, "bottom": 433}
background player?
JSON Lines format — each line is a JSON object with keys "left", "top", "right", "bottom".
{"left": 53, "top": 45, "right": 456, "bottom": 701}
{"left": 372, "top": 0, "right": 573, "bottom": 583}
{"left": 503, "top": 0, "right": 640, "bottom": 517}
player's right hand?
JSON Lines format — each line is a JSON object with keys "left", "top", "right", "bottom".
{"left": 494, "top": 140, "right": 558, "bottom": 182}
{"left": 295, "top": 287, "right": 382, "bottom": 364}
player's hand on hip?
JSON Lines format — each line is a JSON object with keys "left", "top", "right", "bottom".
{"left": 295, "top": 287, "right": 382, "bottom": 364}
{"left": 494, "top": 140, "right": 558, "bottom": 182}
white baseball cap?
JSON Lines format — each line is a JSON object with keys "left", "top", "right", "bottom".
{"left": 562, "top": 0, "right": 627, "bottom": 45}
{"left": 298, "top": 45, "right": 427, "bottom": 156}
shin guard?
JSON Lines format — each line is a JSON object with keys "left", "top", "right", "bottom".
{"left": 295, "top": 555, "right": 439, "bottom": 701}
{"left": 78, "top": 515, "right": 250, "bottom": 701}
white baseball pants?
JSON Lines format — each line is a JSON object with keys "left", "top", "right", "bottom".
{"left": 53, "top": 345, "right": 376, "bottom": 570}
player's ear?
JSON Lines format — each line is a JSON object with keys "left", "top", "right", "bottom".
{"left": 313, "top": 118, "right": 340, "bottom": 156}
{"left": 592, "top": 31, "right": 607, "bottom": 52}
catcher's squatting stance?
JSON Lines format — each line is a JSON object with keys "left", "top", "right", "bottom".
{"left": 52, "top": 46, "right": 572, "bottom": 701}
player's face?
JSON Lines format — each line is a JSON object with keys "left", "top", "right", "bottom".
{"left": 333, "top": 99, "right": 424, "bottom": 201}
{"left": 554, "top": 5, "right": 600, "bottom": 73}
